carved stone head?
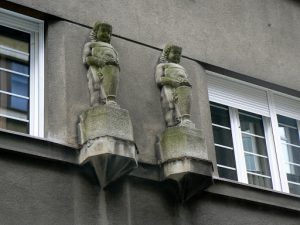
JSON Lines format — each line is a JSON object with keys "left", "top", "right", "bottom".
{"left": 160, "top": 44, "right": 182, "bottom": 64}
{"left": 90, "top": 21, "right": 112, "bottom": 43}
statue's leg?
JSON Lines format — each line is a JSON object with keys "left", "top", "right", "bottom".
{"left": 161, "top": 87, "right": 177, "bottom": 127}
{"left": 101, "top": 65, "right": 120, "bottom": 103}
{"left": 87, "top": 68, "right": 100, "bottom": 106}
{"left": 175, "top": 86, "right": 193, "bottom": 125}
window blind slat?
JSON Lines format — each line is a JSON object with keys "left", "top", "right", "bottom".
{"left": 207, "top": 74, "right": 270, "bottom": 117}
{"left": 274, "top": 94, "right": 300, "bottom": 121}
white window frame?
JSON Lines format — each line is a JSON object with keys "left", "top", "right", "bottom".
{"left": 207, "top": 70, "right": 300, "bottom": 194}
{"left": 0, "top": 8, "right": 44, "bottom": 137}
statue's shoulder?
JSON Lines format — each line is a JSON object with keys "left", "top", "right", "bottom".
{"left": 84, "top": 41, "right": 93, "bottom": 47}
{"left": 163, "top": 62, "right": 184, "bottom": 69}
{"left": 88, "top": 41, "right": 113, "bottom": 48}
{"left": 156, "top": 62, "right": 166, "bottom": 68}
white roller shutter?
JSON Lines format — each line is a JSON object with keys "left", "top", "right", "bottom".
{"left": 207, "top": 71, "right": 270, "bottom": 117}
{"left": 273, "top": 93, "right": 300, "bottom": 121}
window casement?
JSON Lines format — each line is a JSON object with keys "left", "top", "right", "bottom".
{"left": 0, "top": 8, "right": 44, "bottom": 137}
{"left": 207, "top": 71, "right": 300, "bottom": 196}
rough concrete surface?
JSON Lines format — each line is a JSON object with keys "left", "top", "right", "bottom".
{"left": 6, "top": 0, "right": 300, "bottom": 92}
{"left": 189, "top": 193, "right": 300, "bottom": 225}
{"left": 45, "top": 21, "right": 90, "bottom": 146}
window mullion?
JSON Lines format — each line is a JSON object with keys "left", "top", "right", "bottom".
{"left": 262, "top": 116, "right": 281, "bottom": 191}
{"left": 29, "top": 31, "right": 35, "bottom": 135}
{"left": 296, "top": 120, "right": 300, "bottom": 149}
{"left": 267, "top": 91, "right": 289, "bottom": 192}
{"left": 37, "top": 22, "right": 44, "bottom": 137}
{"left": 229, "top": 107, "right": 248, "bottom": 183}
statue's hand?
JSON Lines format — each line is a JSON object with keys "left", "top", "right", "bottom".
{"left": 178, "top": 77, "right": 192, "bottom": 87}
{"left": 86, "top": 56, "right": 104, "bottom": 67}
{"left": 97, "top": 70, "right": 104, "bottom": 80}
{"left": 160, "top": 77, "right": 180, "bottom": 87}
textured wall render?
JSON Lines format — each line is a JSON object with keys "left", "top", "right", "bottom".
{"left": 6, "top": 0, "right": 300, "bottom": 92}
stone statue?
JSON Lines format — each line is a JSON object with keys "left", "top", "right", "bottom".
{"left": 79, "top": 22, "right": 138, "bottom": 188}
{"left": 83, "top": 22, "right": 120, "bottom": 106}
{"left": 155, "top": 44, "right": 212, "bottom": 202}
{"left": 155, "top": 44, "right": 194, "bottom": 128}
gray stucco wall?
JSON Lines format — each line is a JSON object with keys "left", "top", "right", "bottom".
{"left": 190, "top": 193, "right": 300, "bottom": 225}
{"left": 0, "top": 150, "right": 299, "bottom": 225}
{"left": 0, "top": 150, "right": 182, "bottom": 225}
{"left": 6, "top": 0, "right": 300, "bottom": 92}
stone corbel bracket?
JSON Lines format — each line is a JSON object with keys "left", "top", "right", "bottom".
{"left": 78, "top": 105, "right": 138, "bottom": 188}
{"left": 157, "top": 126, "right": 213, "bottom": 202}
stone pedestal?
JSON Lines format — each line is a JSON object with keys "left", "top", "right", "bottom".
{"left": 158, "top": 126, "right": 212, "bottom": 202}
{"left": 78, "top": 104, "right": 138, "bottom": 188}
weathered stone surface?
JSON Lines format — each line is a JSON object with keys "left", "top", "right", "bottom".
{"left": 79, "top": 136, "right": 137, "bottom": 165}
{"left": 162, "top": 158, "right": 211, "bottom": 180}
{"left": 9, "top": 0, "right": 300, "bottom": 93}
{"left": 162, "top": 158, "right": 212, "bottom": 202}
{"left": 158, "top": 126, "right": 212, "bottom": 201}
{"left": 79, "top": 136, "right": 137, "bottom": 188}
{"left": 159, "top": 126, "right": 208, "bottom": 162}
{"left": 78, "top": 104, "right": 137, "bottom": 188}
{"left": 78, "top": 105, "right": 134, "bottom": 145}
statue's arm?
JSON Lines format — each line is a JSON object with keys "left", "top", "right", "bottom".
{"left": 155, "top": 64, "right": 164, "bottom": 86}
{"left": 156, "top": 64, "right": 183, "bottom": 87}
{"left": 85, "top": 56, "right": 105, "bottom": 67}
{"left": 83, "top": 42, "right": 92, "bottom": 64}
{"left": 113, "top": 48, "right": 120, "bottom": 66}
{"left": 83, "top": 42, "right": 105, "bottom": 67}
{"left": 161, "top": 77, "right": 181, "bottom": 87}
{"left": 178, "top": 69, "right": 192, "bottom": 87}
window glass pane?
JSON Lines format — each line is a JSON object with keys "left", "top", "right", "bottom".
{"left": 286, "top": 164, "right": 300, "bottom": 183}
{"left": 0, "top": 70, "right": 29, "bottom": 96}
{"left": 0, "top": 92, "right": 29, "bottom": 120}
{"left": 247, "top": 174, "right": 272, "bottom": 189}
{"left": 10, "top": 61, "right": 29, "bottom": 74}
{"left": 213, "top": 126, "right": 233, "bottom": 147}
{"left": 288, "top": 183, "right": 300, "bottom": 195}
{"left": 0, "top": 25, "right": 30, "bottom": 53}
{"left": 278, "top": 115, "right": 297, "bottom": 128}
{"left": 279, "top": 120, "right": 300, "bottom": 146}
{"left": 0, "top": 116, "right": 28, "bottom": 133}
{"left": 279, "top": 126, "right": 300, "bottom": 146}
{"left": 215, "top": 146, "right": 236, "bottom": 168}
{"left": 210, "top": 103, "right": 230, "bottom": 127}
{"left": 281, "top": 144, "right": 300, "bottom": 165}
{"left": 0, "top": 25, "right": 30, "bottom": 134}
{"left": 1, "top": 58, "right": 30, "bottom": 74}
{"left": 239, "top": 111, "right": 264, "bottom": 136}
{"left": 218, "top": 167, "right": 238, "bottom": 181}
{"left": 242, "top": 133, "right": 268, "bottom": 156}
{"left": 245, "top": 153, "right": 271, "bottom": 176}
